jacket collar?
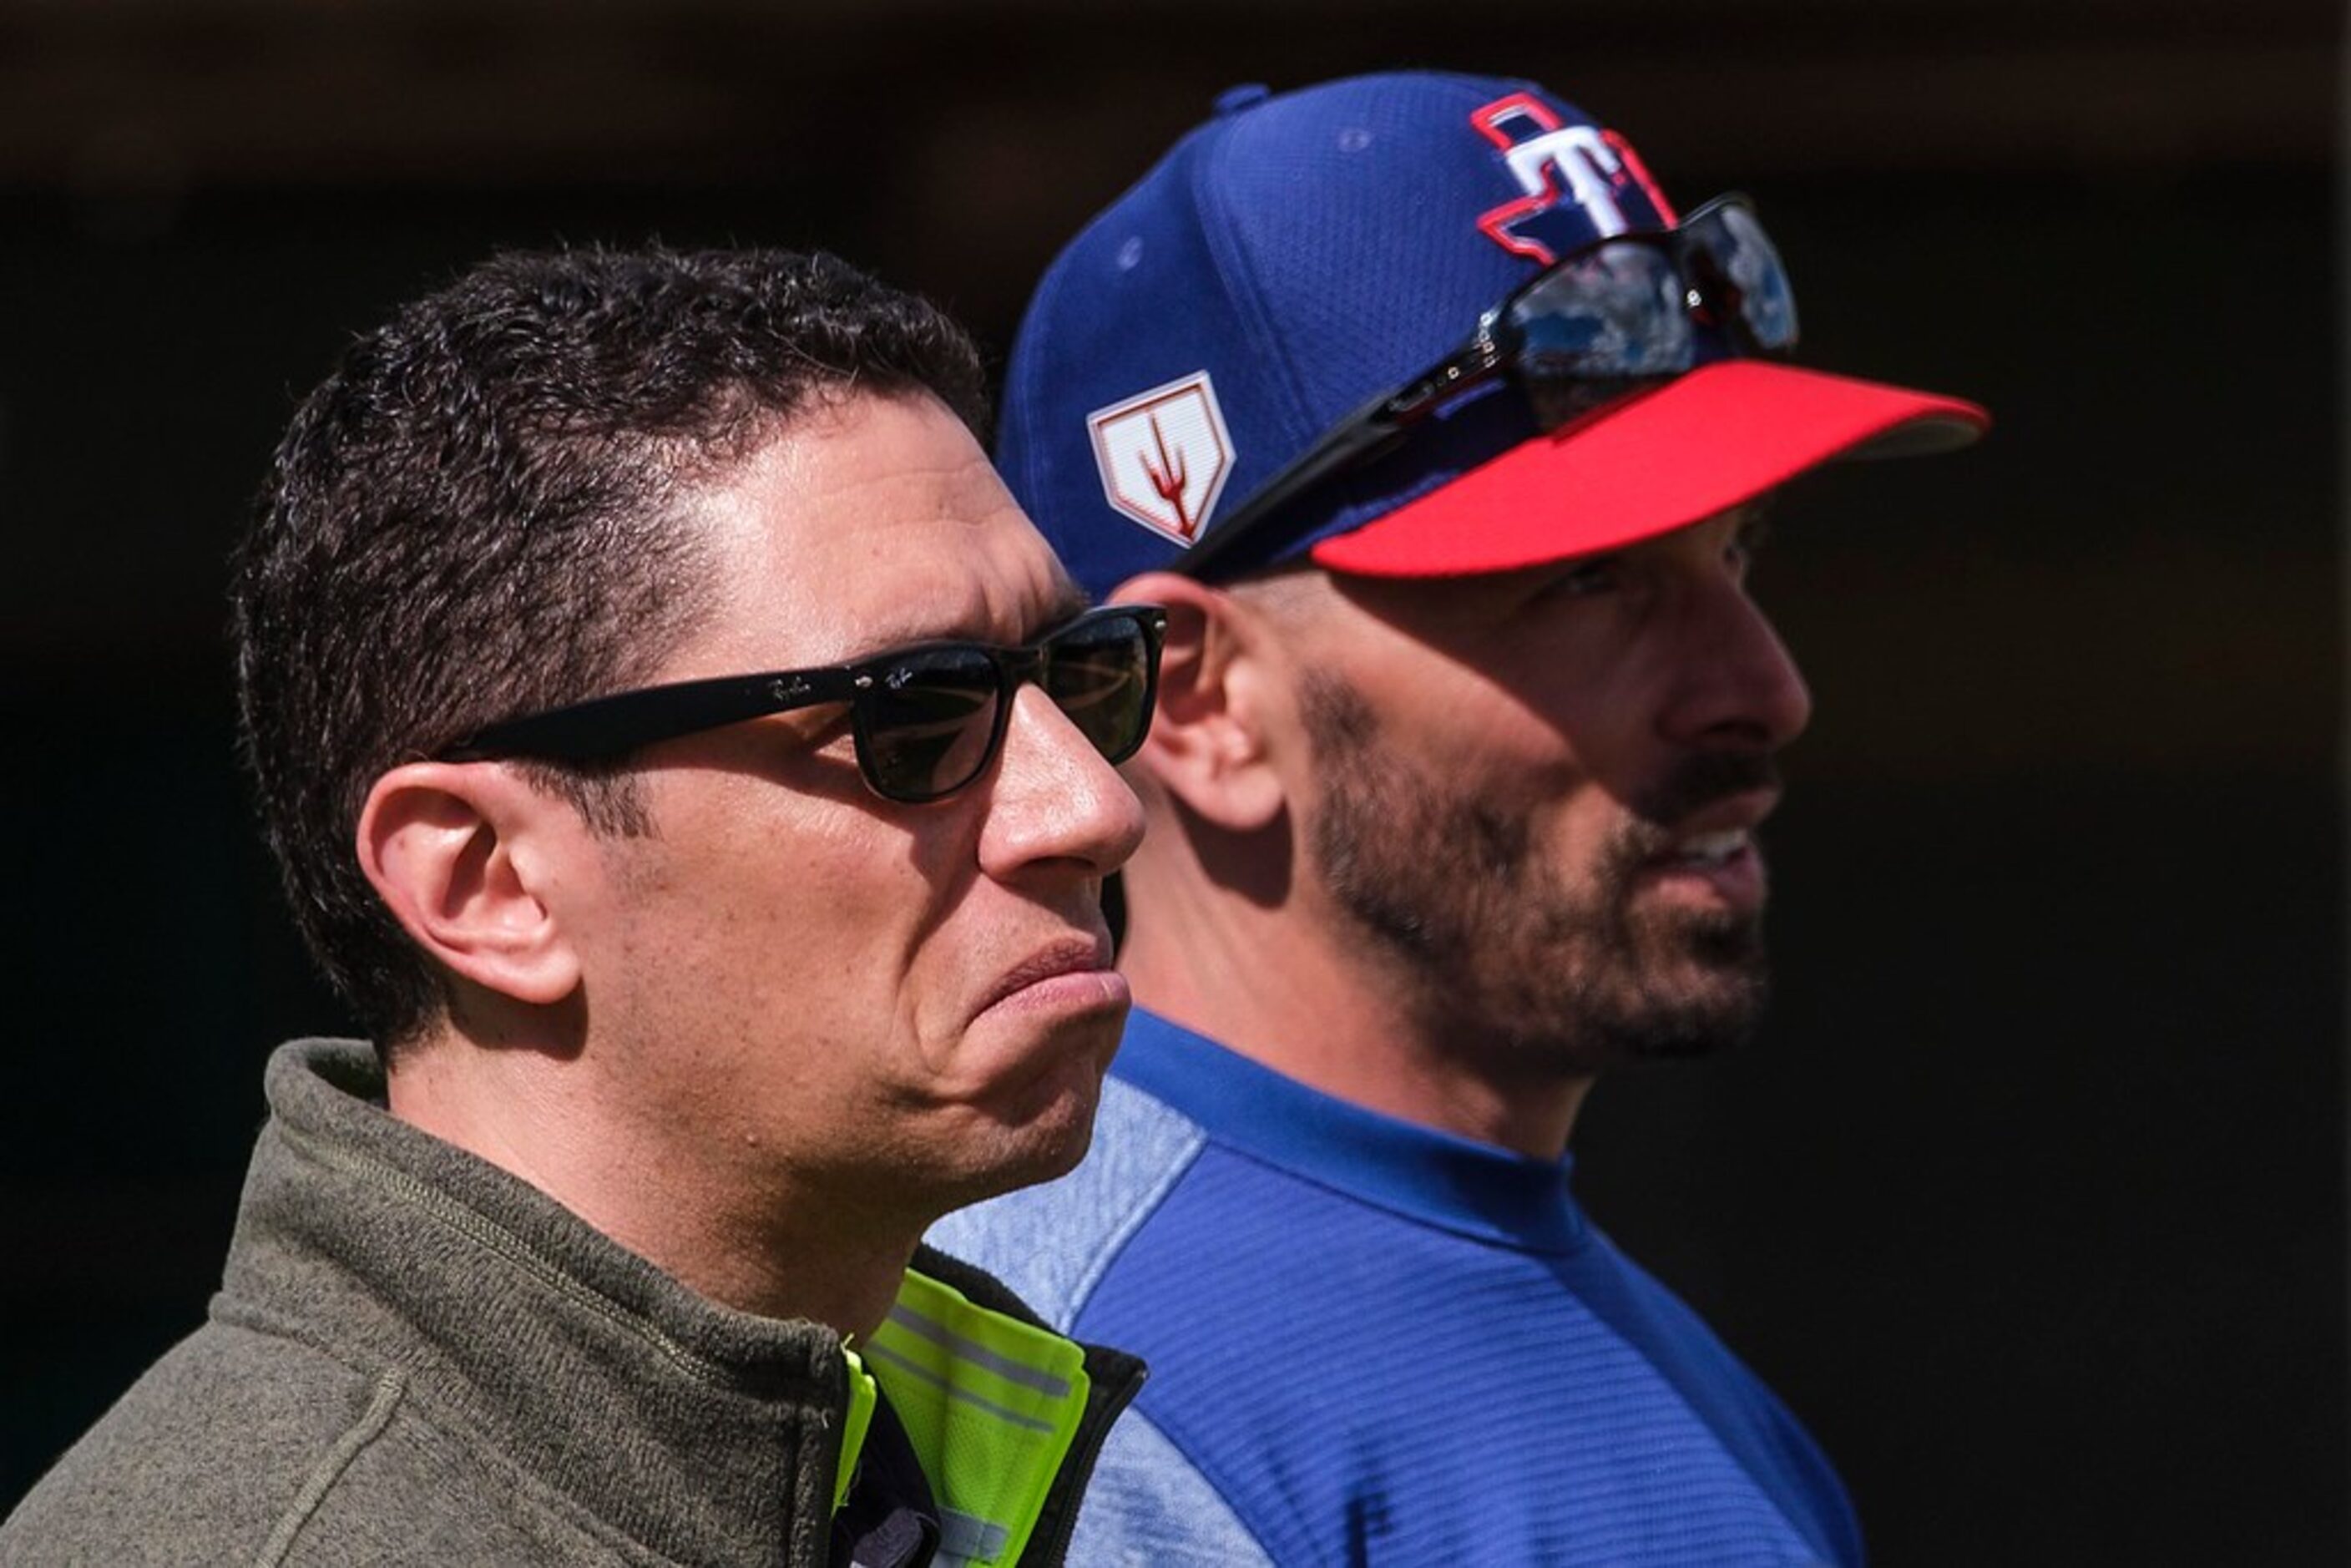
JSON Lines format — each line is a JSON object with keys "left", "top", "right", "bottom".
{"left": 222, "top": 1039, "right": 1140, "bottom": 1567}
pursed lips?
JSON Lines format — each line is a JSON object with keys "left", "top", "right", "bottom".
{"left": 975, "top": 931, "right": 1120, "bottom": 1019}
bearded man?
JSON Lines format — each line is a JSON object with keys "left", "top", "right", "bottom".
{"left": 933, "top": 71, "right": 1986, "bottom": 1565}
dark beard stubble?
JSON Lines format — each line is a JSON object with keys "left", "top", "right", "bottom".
{"left": 1299, "top": 671, "right": 1775, "bottom": 1073}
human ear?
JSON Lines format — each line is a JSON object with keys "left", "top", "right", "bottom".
{"left": 1117, "top": 571, "right": 1289, "bottom": 833}
{"left": 356, "top": 762, "right": 584, "bottom": 1008}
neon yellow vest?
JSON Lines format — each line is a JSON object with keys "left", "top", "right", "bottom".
{"left": 833, "top": 1269, "right": 1092, "bottom": 1567}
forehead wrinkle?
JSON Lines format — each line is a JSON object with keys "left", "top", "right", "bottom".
{"left": 1029, "top": 578, "right": 1092, "bottom": 637}
{"left": 827, "top": 514, "right": 1073, "bottom": 657}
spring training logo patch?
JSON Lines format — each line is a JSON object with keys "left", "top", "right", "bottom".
{"left": 1471, "top": 93, "right": 1676, "bottom": 265}
{"left": 1086, "top": 371, "right": 1235, "bottom": 546}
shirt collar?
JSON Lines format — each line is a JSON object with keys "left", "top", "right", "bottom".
{"left": 1113, "top": 1009, "right": 1590, "bottom": 1255}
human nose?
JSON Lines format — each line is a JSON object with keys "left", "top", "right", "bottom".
{"left": 975, "top": 682, "right": 1147, "bottom": 881}
{"left": 1661, "top": 584, "right": 1813, "bottom": 752}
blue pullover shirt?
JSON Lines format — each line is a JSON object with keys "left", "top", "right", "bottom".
{"left": 930, "top": 1009, "right": 1861, "bottom": 1566}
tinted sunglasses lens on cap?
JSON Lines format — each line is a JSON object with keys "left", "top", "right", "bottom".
{"left": 1501, "top": 245, "right": 1695, "bottom": 427}
{"left": 1504, "top": 245, "right": 1691, "bottom": 376}
{"left": 1495, "top": 197, "right": 1798, "bottom": 427}
{"left": 1676, "top": 198, "right": 1797, "bottom": 349}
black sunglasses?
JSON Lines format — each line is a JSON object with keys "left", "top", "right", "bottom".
{"left": 1176, "top": 194, "right": 1798, "bottom": 580}
{"left": 437, "top": 604, "right": 1170, "bottom": 805}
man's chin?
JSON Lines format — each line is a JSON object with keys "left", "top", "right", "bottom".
{"left": 1539, "top": 914, "right": 1769, "bottom": 1065}
{"left": 1602, "top": 962, "right": 1771, "bottom": 1064}
{"left": 944, "top": 1068, "right": 1108, "bottom": 1207}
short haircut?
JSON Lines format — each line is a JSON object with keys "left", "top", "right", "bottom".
{"left": 232, "top": 245, "right": 989, "bottom": 1050}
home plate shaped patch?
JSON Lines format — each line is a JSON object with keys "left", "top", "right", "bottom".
{"left": 1086, "top": 372, "right": 1235, "bottom": 546}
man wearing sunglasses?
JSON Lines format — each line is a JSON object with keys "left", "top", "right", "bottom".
{"left": 3, "top": 248, "right": 1157, "bottom": 1566}
{"left": 932, "top": 72, "right": 1988, "bottom": 1564}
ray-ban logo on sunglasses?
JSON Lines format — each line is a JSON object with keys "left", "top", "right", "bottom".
{"left": 1086, "top": 371, "right": 1235, "bottom": 546}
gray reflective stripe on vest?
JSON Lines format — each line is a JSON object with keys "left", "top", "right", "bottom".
{"left": 935, "top": 1509, "right": 1012, "bottom": 1567}
{"left": 863, "top": 1269, "right": 1097, "bottom": 1566}
{"left": 861, "top": 1342, "right": 1059, "bottom": 1434}
{"left": 884, "top": 1302, "right": 1074, "bottom": 1399}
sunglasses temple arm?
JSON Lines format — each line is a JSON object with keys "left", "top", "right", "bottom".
{"left": 440, "top": 667, "right": 861, "bottom": 762}
{"left": 1174, "top": 419, "right": 1403, "bottom": 579}
{"left": 1171, "top": 336, "right": 1505, "bottom": 581}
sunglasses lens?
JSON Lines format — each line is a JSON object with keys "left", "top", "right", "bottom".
{"left": 861, "top": 647, "right": 1003, "bottom": 802}
{"left": 1044, "top": 612, "right": 1154, "bottom": 764}
{"left": 1504, "top": 244, "right": 1693, "bottom": 379}
{"left": 1686, "top": 200, "right": 1798, "bottom": 350}
{"left": 1501, "top": 245, "right": 1693, "bottom": 429}
{"left": 857, "top": 609, "right": 1160, "bottom": 803}
{"left": 1495, "top": 199, "right": 1797, "bottom": 431}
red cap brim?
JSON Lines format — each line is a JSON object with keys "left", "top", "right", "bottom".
{"left": 1307, "top": 360, "right": 1990, "bottom": 578}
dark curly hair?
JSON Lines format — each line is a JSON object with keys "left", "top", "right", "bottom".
{"left": 231, "top": 245, "right": 989, "bottom": 1051}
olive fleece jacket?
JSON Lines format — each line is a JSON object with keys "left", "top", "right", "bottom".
{"left": 1, "top": 1039, "right": 1141, "bottom": 1566}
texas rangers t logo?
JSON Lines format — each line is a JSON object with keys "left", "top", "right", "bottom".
{"left": 1471, "top": 93, "right": 1676, "bottom": 265}
{"left": 1087, "top": 372, "right": 1235, "bottom": 545}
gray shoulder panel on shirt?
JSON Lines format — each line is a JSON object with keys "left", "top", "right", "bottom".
{"left": 1066, "top": 1408, "right": 1276, "bottom": 1567}
{"left": 926, "top": 1075, "right": 1205, "bottom": 1330}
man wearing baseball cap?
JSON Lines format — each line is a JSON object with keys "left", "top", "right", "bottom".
{"left": 933, "top": 71, "right": 1985, "bottom": 1564}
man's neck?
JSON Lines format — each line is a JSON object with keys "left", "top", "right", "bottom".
{"left": 386, "top": 1031, "right": 916, "bottom": 1343}
{"left": 1118, "top": 888, "right": 1591, "bottom": 1161}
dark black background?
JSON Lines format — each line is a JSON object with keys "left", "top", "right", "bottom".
{"left": 2, "top": 3, "right": 2339, "bottom": 1560}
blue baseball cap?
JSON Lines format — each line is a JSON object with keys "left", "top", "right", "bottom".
{"left": 996, "top": 71, "right": 1987, "bottom": 599}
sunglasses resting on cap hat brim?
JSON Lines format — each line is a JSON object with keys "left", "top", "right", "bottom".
{"left": 992, "top": 72, "right": 1991, "bottom": 598}
{"left": 1309, "top": 359, "right": 1989, "bottom": 579}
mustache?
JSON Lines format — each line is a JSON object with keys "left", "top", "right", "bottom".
{"left": 1624, "top": 751, "right": 1782, "bottom": 833}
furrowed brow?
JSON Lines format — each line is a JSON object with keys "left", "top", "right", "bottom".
{"left": 1026, "top": 583, "right": 1094, "bottom": 641}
